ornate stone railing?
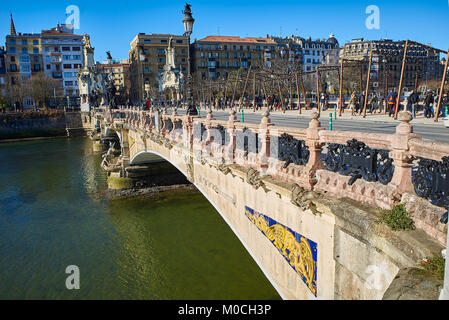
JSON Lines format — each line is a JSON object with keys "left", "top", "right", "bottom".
{"left": 110, "top": 106, "right": 448, "bottom": 245}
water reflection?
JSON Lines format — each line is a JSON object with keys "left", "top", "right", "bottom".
{"left": 0, "top": 138, "right": 280, "bottom": 300}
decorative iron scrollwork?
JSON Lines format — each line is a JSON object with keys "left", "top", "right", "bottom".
{"left": 413, "top": 156, "right": 449, "bottom": 224}
{"left": 175, "top": 120, "right": 183, "bottom": 130}
{"left": 236, "top": 128, "right": 258, "bottom": 156}
{"left": 193, "top": 122, "right": 205, "bottom": 140}
{"left": 165, "top": 118, "right": 174, "bottom": 133}
{"left": 323, "top": 139, "right": 394, "bottom": 186}
{"left": 278, "top": 133, "right": 310, "bottom": 168}
{"left": 213, "top": 125, "right": 228, "bottom": 146}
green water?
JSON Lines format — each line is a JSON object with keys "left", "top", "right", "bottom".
{"left": 0, "top": 138, "right": 280, "bottom": 300}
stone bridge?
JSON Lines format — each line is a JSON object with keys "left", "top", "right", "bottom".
{"left": 90, "top": 106, "right": 448, "bottom": 300}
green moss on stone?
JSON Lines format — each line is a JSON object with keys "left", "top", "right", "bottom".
{"left": 380, "top": 204, "right": 415, "bottom": 231}
{"left": 108, "top": 176, "right": 133, "bottom": 190}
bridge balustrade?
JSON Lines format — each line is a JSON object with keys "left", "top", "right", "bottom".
{"left": 109, "top": 107, "right": 448, "bottom": 245}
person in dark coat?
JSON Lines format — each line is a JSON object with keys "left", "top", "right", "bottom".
{"left": 407, "top": 90, "right": 419, "bottom": 118}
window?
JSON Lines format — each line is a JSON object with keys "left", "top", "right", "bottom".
{"left": 10, "top": 47, "right": 16, "bottom": 53}
{"left": 157, "top": 49, "right": 164, "bottom": 54}
{"left": 144, "top": 40, "right": 151, "bottom": 44}
{"left": 33, "top": 56, "right": 39, "bottom": 62}
{"left": 201, "top": 61, "right": 205, "bottom": 67}
{"left": 10, "top": 56, "right": 16, "bottom": 62}
{"left": 161, "top": 40, "right": 167, "bottom": 44}
{"left": 33, "top": 40, "right": 39, "bottom": 45}
{"left": 144, "top": 67, "right": 149, "bottom": 73}
{"left": 72, "top": 47, "right": 80, "bottom": 51}
{"left": 22, "top": 48, "right": 28, "bottom": 54}
{"left": 176, "top": 40, "right": 183, "bottom": 44}
{"left": 63, "top": 55, "right": 71, "bottom": 61}
{"left": 63, "top": 64, "right": 72, "bottom": 69}
{"left": 45, "top": 47, "right": 50, "bottom": 52}
{"left": 65, "top": 81, "right": 74, "bottom": 86}
{"left": 34, "top": 64, "right": 40, "bottom": 72}
{"left": 62, "top": 47, "right": 71, "bottom": 51}
{"left": 157, "top": 58, "right": 165, "bottom": 63}
{"left": 33, "top": 48, "right": 39, "bottom": 54}
{"left": 22, "top": 40, "right": 28, "bottom": 45}
{"left": 72, "top": 55, "right": 81, "bottom": 60}
{"left": 64, "top": 72, "right": 73, "bottom": 77}
{"left": 46, "top": 64, "right": 51, "bottom": 70}
{"left": 19, "top": 55, "right": 29, "bottom": 63}
{"left": 10, "top": 64, "right": 17, "bottom": 72}
{"left": 234, "top": 61, "right": 238, "bottom": 67}
{"left": 21, "top": 65, "right": 30, "bottom": 72}
{"left": 9, "top": 39, "right": 16, "bottom": 45}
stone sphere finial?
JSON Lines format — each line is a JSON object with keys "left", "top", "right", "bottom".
{"left": 398, "top": 111, "right": 412, "bottom": 123}
{"left": 228, "top": 109, "right": 237, "bottom": 123}
{"left": 396, "top": 111, "right": 413, "bottom": 134}
{"left": 260, "top": 111, "right": 271, "bottom": 126}
{"left": 309, "top": 111, "right": 321, "bottom": 128}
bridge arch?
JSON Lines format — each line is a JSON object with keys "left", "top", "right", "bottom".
{"left": 128, "top": 149, "right": 286, "bottom": 299}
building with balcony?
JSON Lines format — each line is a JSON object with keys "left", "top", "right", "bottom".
{"left": 192, "top": 35, "right": 277, "bottom": 80}
{"left": 340, "top": 38, "right": 441, "bottom": 92}
{"left": 97, "top": 58, "right": 131, "bottom": 104}
{"left": 5, "top": 14, "right": 44, "bottom": 109}
{"left": 41, "top": 23, "right": 84, "bottom": 98}
{"left": 0, "top": 47, "right": 6, "bottom": 97}
{"left": 128, "top": 33, "right": 189, "bottom": 103}
{"left": 270, "top": 34, "right": 340, "bottom": 72}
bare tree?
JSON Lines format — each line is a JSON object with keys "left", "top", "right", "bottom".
{"left": 27, "top": 74, "right": 61, "bottom": 109}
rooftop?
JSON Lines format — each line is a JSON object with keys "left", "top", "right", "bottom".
{"left": 197, "top": 36, "right": 276, "bottom": 45}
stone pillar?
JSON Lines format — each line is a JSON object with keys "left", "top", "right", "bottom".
{"left": 389, "top": 111, "right": 420, "bottom": 195}
{"left": 258, "top": 111, "right": 273, "bottom": 172}
{"left": 224, "top": 110, "right": 237, "bottom": 164}
{"left": 300, "top": 112, "right": 324, "bottom": 189}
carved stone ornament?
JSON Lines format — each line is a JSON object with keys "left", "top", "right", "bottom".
{"left": 246, "top": 168, "right": 267, "bottom": 191}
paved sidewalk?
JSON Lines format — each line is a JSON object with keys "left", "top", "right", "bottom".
{"left": 196, "top": 106, "right": 447, "bottom": 126}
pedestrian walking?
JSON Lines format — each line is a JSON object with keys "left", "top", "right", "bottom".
{"left": 386, "top": 90, "right": 397, "bottom": 117}
{"left": 349, "top": 91, "right": 357, "bottom": 116}
{"left": 407, "top": 90, "right": 419, "bottom": 118}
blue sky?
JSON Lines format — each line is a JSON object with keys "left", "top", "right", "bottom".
{"left": 1, "top": 0, "right": 448, "bottom": 62}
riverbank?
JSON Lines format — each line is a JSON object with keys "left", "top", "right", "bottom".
{"left": 0, "top": 130, "right": 67, "bottom": 142}
{"left": 0, "top": 111, "right": 67, "bottom": 141}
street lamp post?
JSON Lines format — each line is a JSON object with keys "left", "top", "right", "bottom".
{"left": 182, "top": 3, "right": 197, "bottom": 116}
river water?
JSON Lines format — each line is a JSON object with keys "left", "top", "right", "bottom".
{"left": 0, "top": 138, "right": 280, "bottom": 300}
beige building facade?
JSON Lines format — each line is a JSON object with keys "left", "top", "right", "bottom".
{"left": 128, "top": 33, "right": 189, "bottom": 103}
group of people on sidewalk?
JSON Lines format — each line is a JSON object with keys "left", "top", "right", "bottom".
{"left": 346, "top": 90, "right": 449, "bottom": 119}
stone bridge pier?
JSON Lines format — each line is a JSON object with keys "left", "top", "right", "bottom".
{"left": 91, "top": 106, "right": 447, "bottom": 300}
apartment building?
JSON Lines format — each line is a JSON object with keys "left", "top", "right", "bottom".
{"left": 340, "top": 38, "right": 441, "bottom": 91}
{"left": 5, "top": 15, "right": 44, "bottom": 108}
{"left": 192, "top": 35, "right": 277, "bottom": 80}
{"left": 41, "top": 24, "right": 84, "bottom": 97}
{"left": 0, "top": 47, "right": 6, "bottom": 97}
{"left": 128, "top": 33, "right": 189, "bottom": 102}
